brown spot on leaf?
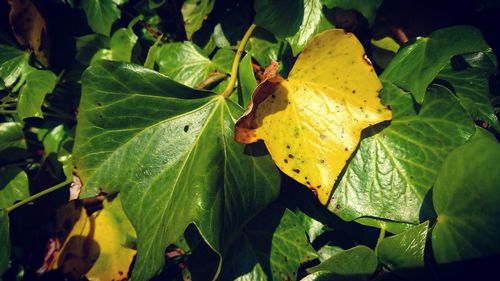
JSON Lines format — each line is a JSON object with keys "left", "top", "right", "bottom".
{"left": 293, "top": 168, "right": 300, "bottom": 173}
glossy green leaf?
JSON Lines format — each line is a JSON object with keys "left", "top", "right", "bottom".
{"left": 432, "top": 129, "right": 500, "bottom": 264}
{"left": 381, "top": 26, "right": 490, "bottom": 103}
{"left": 221, "top": 207, "right": 317, "bottom": 281}
{"left": 91, "top": 28, "right": 138, "bottom": 64}
{"left": 212, "top": 24, "right": 231, "bottom": 48}
{"left": 80, "top": 0, "right": 121, "bottom": 36}
{"left": 254, "top": 0, "right": 303, "bottom": 37}
{"left": 0, "top": 167, "right": 29, "bottom": 209}
{"left": 144, "top": 36, "right": 163, "bottom": 69}
{"left": 0, "top": 44, "right": 29, "bottom": 88}
{"left": 73, "top": 61, "right": 280, "bottom": 280}
{"left": 307, "top": 245, "right": 378, "bottom": 280}
{"left": 286, "top": 0, "right": 334, "bottom": 56}
{"left": 245, "top": 31, "right": 283, "bottom": 67}
{"left": 436, "top": 52, "right": 499, "bottom": 130}
{"left": 329, "top": 84, "right": 475, "bottom": 223}
{"left": 237, "top": 53, "right": 257, "bottom": 107}
{"left": 182, "top": 0, "right": 215, "bottom": 39}
{"left": 75, "top": 34, "right": 110, "bottom": 65}
{"left": 156, "top": 42, "right": 212, "bottom": 87}
{"left": 17, "top": 70, "right": 57, "bottom": 119}
{"left": 377, "top": 221, "right": 429, "bottom": 271}
{"left": 0, "top": 122, "right": 26, "bottom": 154}
{"left": 212, "top": 48, "right": 236, "bottom": 74}
{"left": 0, "top": 210, "right": 9, "bottom": 275}
{"left": 322, "top": 0, "right": 383, "bottom": 25}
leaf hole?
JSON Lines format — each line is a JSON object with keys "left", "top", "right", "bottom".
{"left": 184, "top": 125, "right": 189, "bottom": 132}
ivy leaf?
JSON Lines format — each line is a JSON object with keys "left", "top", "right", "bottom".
{"left": 91, "top": 28, "right": 138, "bottom": 64}
{"left": 436, "top": 52, "right": 500, "bottom": 130}
{"left": 432, "top": 128, "right": 500, "bottom": 264}
{"left": 0, "top": 210, "right": 9, "bottom": 276}
{"left": 322, "top": 0, "right": 384, "bottom": 25}
{"left": 80, "top": 0, "right": 121, "bottom": 36}
{"left": 381, "top": 26, "right": 490, "bottom": 103}
{"left": 17, "top": 69, "right": 57, "bottom": 119}
{"left": 286, "top": 0, "right": 334, "bottom": 56}
{"left": 0, "top": 44, "right": 29, "bottom": 88}
{"left": 75, "top": 34, "right": 110, "bottom": 65}
{"left": 237, "top": 53, "right": 257, "bottom": 107}
{"left": 245, "top": 29, "right": 284, "bottom": 67}
{"left": 305, "top": 245, "right": 378, "bottom": 280}
{"left": 72, "top": 61, "right": 280, "bottom": 280}
{"left": 49, "top": 197, "right": 136, "bottom": 280}
{"left": 182, "top": 0, "right": 216, "bottom": 39}
{"left": 329, "top": 84, "right": 475, "bottom": 223}
{"left": 235, "top": 29, "right": 391, "bottom": 204}
{"left": 0, "top": 122, "right": 26, "bottom": 155}
{"left": 211, "top": 48, "right": 236, "bottom": 74}
{"left": 221, "top": 207, "right": 317, "bottom": 281}
{"left": 377, "top": 221, "right": 429, "bottom": 272}
{"left": 254, "top": 0, "right": 303, "bottom": 38}
{"left": 0, "top": 167, "right": 29, "bottom": 210}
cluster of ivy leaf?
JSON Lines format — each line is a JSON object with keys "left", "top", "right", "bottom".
{"left": 1, "top": 0, "right": 500, "bottom": 280}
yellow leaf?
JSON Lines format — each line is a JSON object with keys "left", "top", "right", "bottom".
{"left": 50, "top": 196, "right": 136, "bottom": 280}
{"left": 235, "top": 29, "right": 392, "bottom": 204}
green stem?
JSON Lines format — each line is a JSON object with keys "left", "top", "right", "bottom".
{"left": 375, "top": 227, "right": 386, "bottom": 251}
{"left": 221, "top": 23, "right": 257, "bottom": 98}
{"left": 0, "top": 109, "right": 16, "bottom": 114}
{"left": 196, "top": 72, "right": 227, "bottom": 89}
{"left": 6, "top": 178, "right": 72, "bottom": 213}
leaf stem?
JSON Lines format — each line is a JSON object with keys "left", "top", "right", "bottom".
{"left": 375, "top": 227, "right": 386, "bottom": 251}
{"left": 221, "top": 23, "right": 256, "bottom": 98}
{"left": 6, "top": 178, "right": 72, "bottom": 213}
{"left": 0, "top": 109, "right": 16, "bottom": 114}
{"left": 196, "top": 72, "right": 227, "bottom": 89}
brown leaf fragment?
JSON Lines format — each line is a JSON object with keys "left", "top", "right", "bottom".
{"left": 7, "top": 0, "right": 50, "bottom": 65}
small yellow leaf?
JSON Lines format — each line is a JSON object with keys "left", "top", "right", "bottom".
{"left": 235, "top": 29, "right": 392, "bottom": 204}
{"left": 50, "top": 196, "right": 136, "bottom": 280}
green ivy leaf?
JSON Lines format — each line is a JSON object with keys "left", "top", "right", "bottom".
{"left": 254, "top": 0, "right": 303, "bottom": 38}
{"left": 91, "top": 28, "right": 138, "bottom": 64}
{"left": 182, "top": 0, "right": 216, "bottom": 39}
{"left": 245, "top": 29, "right": 284, "bottom": 67}
{"left": 0, "top": 122, "right": 26, "bottom": 154}
{"left": 156, "top": 42, "right": 212, "bottom": 87}
{"left": 76, "top": 34, "right": 110, "bottom": 65}
{"left": 329, "top": 84, "right": 475, "bottom": 223}
{"left": 432, "top": 129, "right": 500, "bottom": 264}
{"left": 286, "top": 0, "right": 334, "bottom": 56}
{"left": 322, "top": 0, "right": 383, "bottom": 25}
{"left": 0, "top": 167, "right": 29, "bottom": 210}
{"left": 436, "top": 52, "right": 500, "bottom": 130}
{"left": 306, "top": 245, "right": 378, "bottom": 280}
{"left": 354, "top": 217, "right": 414, "bottom": 235}
{"left": 17, "top": 70, "right": 57, "bottom": 119}
{"left": 236, "top": 53, "right": 257, "bottom": 108}
{"left": 221, "top": 207, "right": 317, "bottom": 281}
{"left": 381, "top": 26, "right": 490, "bottom": 103}
{"left": 80, "top": 0, "right": 121, "bottom": 36}
{"left": 0, "top": 210, "right": 9, "bottom": 276}
{"left": 377, "top": 221, "right": 429, "bottom": 271}
{"left": 211, "top": 48, "right": 236, "bottom": 74}
{"left": 0, "top": 44, "right": 29, "bottom": 88}
{"left": 73, "top": 61, "right": 280, "bottom": 280}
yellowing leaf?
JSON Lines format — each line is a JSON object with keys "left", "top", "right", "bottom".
{"left": 49, "top": 196, "right": 136, "bottom": 280}
{"left": 235, "top": 29, "right": 391, "bottom": 204}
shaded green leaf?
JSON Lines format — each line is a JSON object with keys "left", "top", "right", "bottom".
{"left": 322, "top": 0, "right": 383, "bottom": 25}
{"left": 436, "top": 52, "right": 499, "bottom": 130}
{"left": 0, "top": 167, "right": 29, "bottom": 210}
{"left": 80, "top": 0, "right": 121, "bottom": 36}
{"left": 237, "top": 53, "right": 257, "bottom": 107}
{"left": 381, "top": 26, "right": 490, "bottom": 103}
{"left": 354, "top": 217, "right": 414, "bottom": 234}
{"left": 377, "top": 221, "right": 429, "bottom": 271}
{"left": 182, "top": 0, "right": 215, "bottom": 39}
{"left": 91, "top": 28, "right": 138, "bottom": 64}
{"left": 75, "top": 34, "right": 110, "bottom": 65}
{"left": 432, "top": 129, "right": 500, "bottom": 264}
{"left": 286, "top": 0, "right": 334, "bottom": 56}
{"left": 307, "top": 245, "right": 378, "bottom": 280}
{"left": 329, "top": 84, "right": 475, "bottom": 223}
{"left": 73, "top": 61, "right": 280, "bottom": 280}
{"left": 211, "top": 48, "right": 236, "bottom": 74}
{"left": 245, "top": 29, "right": 284, "bottom": 67}
{"left": 254, "top": 0, "right": 303, "bottom": 37}
{"left": 17, "top": 70, "right": 57, "bottom": 119}
{"left": 221, "top": 207, "right": 317, "bottom": 281}
{"left": 0, "top": 122, "right": 26, "bottom": 153}
{"left": 144, "top": 36, "right": 163, "bottom": 69}
{"left": 0, "top": 210, "right": 9, "bottom": 276}
{"left": 0, "top": 44, "right": 29, "bottom": 88}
